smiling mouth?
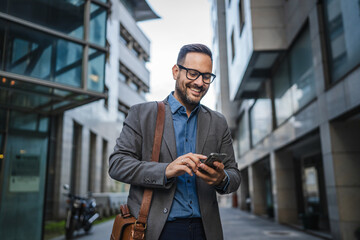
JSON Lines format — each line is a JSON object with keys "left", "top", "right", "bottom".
{"left": 190, "top": 87, "right": 201, "bottom": 93}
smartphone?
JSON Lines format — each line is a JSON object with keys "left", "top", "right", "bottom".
{"left": 201, "top": 153, "right": 227, "bottom": 169}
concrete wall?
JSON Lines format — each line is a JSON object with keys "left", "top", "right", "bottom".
{"left": 321, "top": 121, "right": 360, "bottom": 239}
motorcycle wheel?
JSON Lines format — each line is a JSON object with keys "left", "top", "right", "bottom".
{"left": 65, "top": 210, "right": 75, "bottom": 239}
{"left": 83, "top": 222, "right": 92, "bottom": 233}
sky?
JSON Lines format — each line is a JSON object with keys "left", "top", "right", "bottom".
{"left": 138, "top": 0, "right": 216, "bottom": 109}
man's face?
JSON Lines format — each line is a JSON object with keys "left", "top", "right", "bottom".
{"left": 172, "top": 52, "right": 212, "bottom": 109}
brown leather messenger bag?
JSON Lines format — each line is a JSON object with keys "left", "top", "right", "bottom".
{"left": 110, "top": 101, "right": 165, "bottom": 240}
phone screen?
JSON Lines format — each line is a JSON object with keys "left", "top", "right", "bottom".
{"left": 202, "top": 153, "right": 227, "bottom": 169}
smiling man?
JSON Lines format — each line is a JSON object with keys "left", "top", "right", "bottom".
{"left": 109, "top": 44, "right": 241, "bottom": 240}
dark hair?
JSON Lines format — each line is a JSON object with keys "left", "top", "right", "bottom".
{"left": 176, "top": 43, "right": 213, "bottom": 64}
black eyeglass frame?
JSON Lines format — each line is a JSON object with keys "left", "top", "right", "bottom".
{"left": 177, "top": 64, "right": 216, "bottom": 84}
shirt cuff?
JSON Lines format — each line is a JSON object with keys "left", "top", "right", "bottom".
{"left": 214, "top": 170, "right": 230, "bottom": 192}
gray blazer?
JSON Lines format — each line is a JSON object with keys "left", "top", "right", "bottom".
{"left": 109, "top": 99, "right": 241, "bottom": 240}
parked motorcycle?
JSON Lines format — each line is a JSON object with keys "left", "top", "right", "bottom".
{"left": 63, "top": 184, "right": 99, "bottom": 239}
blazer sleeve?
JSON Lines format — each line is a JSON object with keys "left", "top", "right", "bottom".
{"left": 108, "top": 103, "right": 173, "bottom": 189}
{"left": 215, "top": 116, "right": 241, "bottom": 194}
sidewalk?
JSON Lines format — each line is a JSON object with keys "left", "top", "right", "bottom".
{"left": 221, "top": 207, "right": 322, "bottom": 240}
{"left": 51, "top": 207, "right": 323, "bottom": 240}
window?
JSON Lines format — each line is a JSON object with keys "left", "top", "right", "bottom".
{"left": 273, "top": 26, "right": 315, "bottom": 126}
{"left": 88, "top": 48, "right": 105, "bottom": 92}
{"left": 231, "top": 29, "right": 235, "bottom": 61}
{"left": 71, "top": 122, "right": 82, "bottom": 194}
{"left": 128, "top": 80, "right": 139, "bottom": 92}
{"left": 117, "top": 100, "right": 129, "bottom": 123}
{"left": 89, "top": 3, "right": 107, "bottom": 47}
{"left": 118, "top": 70, "right": 127, "bottom": 83}
{"left": 100, "top": 139, "right": 108, "bottom": 192}
{"left": 120, "top": 31, "right": 129, "bottom": 46}
{"left": 323, "top": 0, "right": 360, "bottom": 83}
{"left": 237, "top": 113, "right": 250, "bottom": 157}
{"left": 132, "top": 47, "right": 140, "bottom": 58}
{"left": 238, "top": 0, "right": 245, "bottom": 36}
{"left": 88, "top": 131, "right": 96, "bottom": 192}
{"left": 250, "top": 83, "right": 272, "bottom": 146}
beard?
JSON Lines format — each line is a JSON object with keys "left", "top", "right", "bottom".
{"left": 175, "top": 77, "right": 207, "bottom": 108}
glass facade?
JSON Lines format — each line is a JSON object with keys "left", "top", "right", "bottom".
{"left": 273, "top": 26, "right": 315, "bottom": 126}
{"left": 323, "top": 0, "right": 360, "bottom": 83}
{"left": 0, "top": 0, "right": 85, "bottom": 39}
{"left": 0, "top": 0, "right": 108, "bottom": 113}
{"left": 250, "top": 84, "right": 272, "bottom": 146}
{"left": 0, "top": 110, "right": 49, "bottom": 239}
{"left": 0, "top": 0, "right": 109, "bottom": 239}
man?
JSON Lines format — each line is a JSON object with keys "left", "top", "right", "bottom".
{"left": 109, "top": 43, "right": 241, "bottom": 240}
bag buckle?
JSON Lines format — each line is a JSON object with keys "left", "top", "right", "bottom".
{"left": 131, "top": 220, "right": 146, "bottom": 239}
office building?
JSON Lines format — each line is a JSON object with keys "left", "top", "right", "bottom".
{"left": 211, "top": 0, "right": 360, "bottom": 239}
{"left": 0, "top": 0, "right": 158, "bottom": 238}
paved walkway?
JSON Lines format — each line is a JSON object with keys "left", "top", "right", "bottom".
{"left": 221, "top": 207, "right": 322, "bottom": 240}
{"left": 52, "top": 207, "right": 323, "bottom": 240}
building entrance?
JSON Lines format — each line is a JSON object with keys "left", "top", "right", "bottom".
{"left": 0, "top": 110, "right": 49, "bottom": 239}
{"left": 298, "top": 153, "right": 329, "bottom": 231}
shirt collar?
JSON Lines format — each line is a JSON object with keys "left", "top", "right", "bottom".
{"left": 167, "top": 92, "right": 200, "bottom": 115}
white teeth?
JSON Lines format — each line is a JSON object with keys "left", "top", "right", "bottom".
{"left": 190, "top": 88, "right": 201, "bottom": 93}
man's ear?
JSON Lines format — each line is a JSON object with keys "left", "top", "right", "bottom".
{"left": 172, "top": 64, "right": 179, "bottom": 80}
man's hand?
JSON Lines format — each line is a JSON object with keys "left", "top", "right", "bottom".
{"left": 165, "top": 153, "right": 207, "bottom": 179}
{"left": 196, "top": 161, "right": 226, "bottom": 186}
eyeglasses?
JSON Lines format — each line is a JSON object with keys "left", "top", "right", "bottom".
{"left": 177, "top": 64, "right": 216, "bottom": 84}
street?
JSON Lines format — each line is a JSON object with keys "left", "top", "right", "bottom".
{"left": 51, "top": 207, "right": 323, "bottom": 240}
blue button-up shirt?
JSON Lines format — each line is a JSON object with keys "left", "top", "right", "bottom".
{"left": 167, "top": 93, "right": 201, "bottom": 221}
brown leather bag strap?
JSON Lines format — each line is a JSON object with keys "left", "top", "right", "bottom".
{"left": 136, "top": 101, "right": 165, "bottom": 225}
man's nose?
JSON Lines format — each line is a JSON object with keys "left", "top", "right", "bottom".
{"left": 193, "top": 74, "right": 205, "bottom": 86}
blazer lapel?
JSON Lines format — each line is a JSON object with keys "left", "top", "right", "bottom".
{"left": 162, "top": 100, "right": 177, "bottom": 161}
{"left": 196, "top": 105, "right": 210, "bottom": 154}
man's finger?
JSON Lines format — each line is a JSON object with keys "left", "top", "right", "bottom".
{"left": 213, "top": 161, "right": 224, "bottom": 171}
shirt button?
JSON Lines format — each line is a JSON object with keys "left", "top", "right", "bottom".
{"left": 185, "top": 139, "right": 188, "bottom": 142}
{"left": 190, "top": 201, "right": 192, "bottom": 204}
{"left": 187, "top": 180, "right": 191, "bottom": 183}
{"left": 163, "top": 208, "right": 168, "bottom": 214}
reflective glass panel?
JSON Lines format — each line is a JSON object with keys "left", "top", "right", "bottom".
{"left": 88, "top": 48, "right": 105, "bottom": 92}
{"left": 0, "top": 0, "right": 85, "bottom": 39}
{"left": 237, "top": 113, "right": 250, "bottom": 157}
{"left": 10, "top": 112, "right": 38, "bottom": 131}
{"left": 55, "top": 40, "right": 83, "bottom": 87}
{"left": 89, "top": 4, "right": 107, "bottom": 46}
{"left": 250, "top": 85, "right": 272, "bottom": 146}
{"left": 273, "top": 26, "right": 315, "bottom": 126}
{"left": 273, "top": 59, "right": 293, "bottom": 126}
{"left": 323, "top": 0, "right": 360, "bottom": 82}
{"left": 3, "top": 20, "right": 83, "bottom": 88}
{"left": 289, "top": 27, "right": 315, "bottom": 112}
